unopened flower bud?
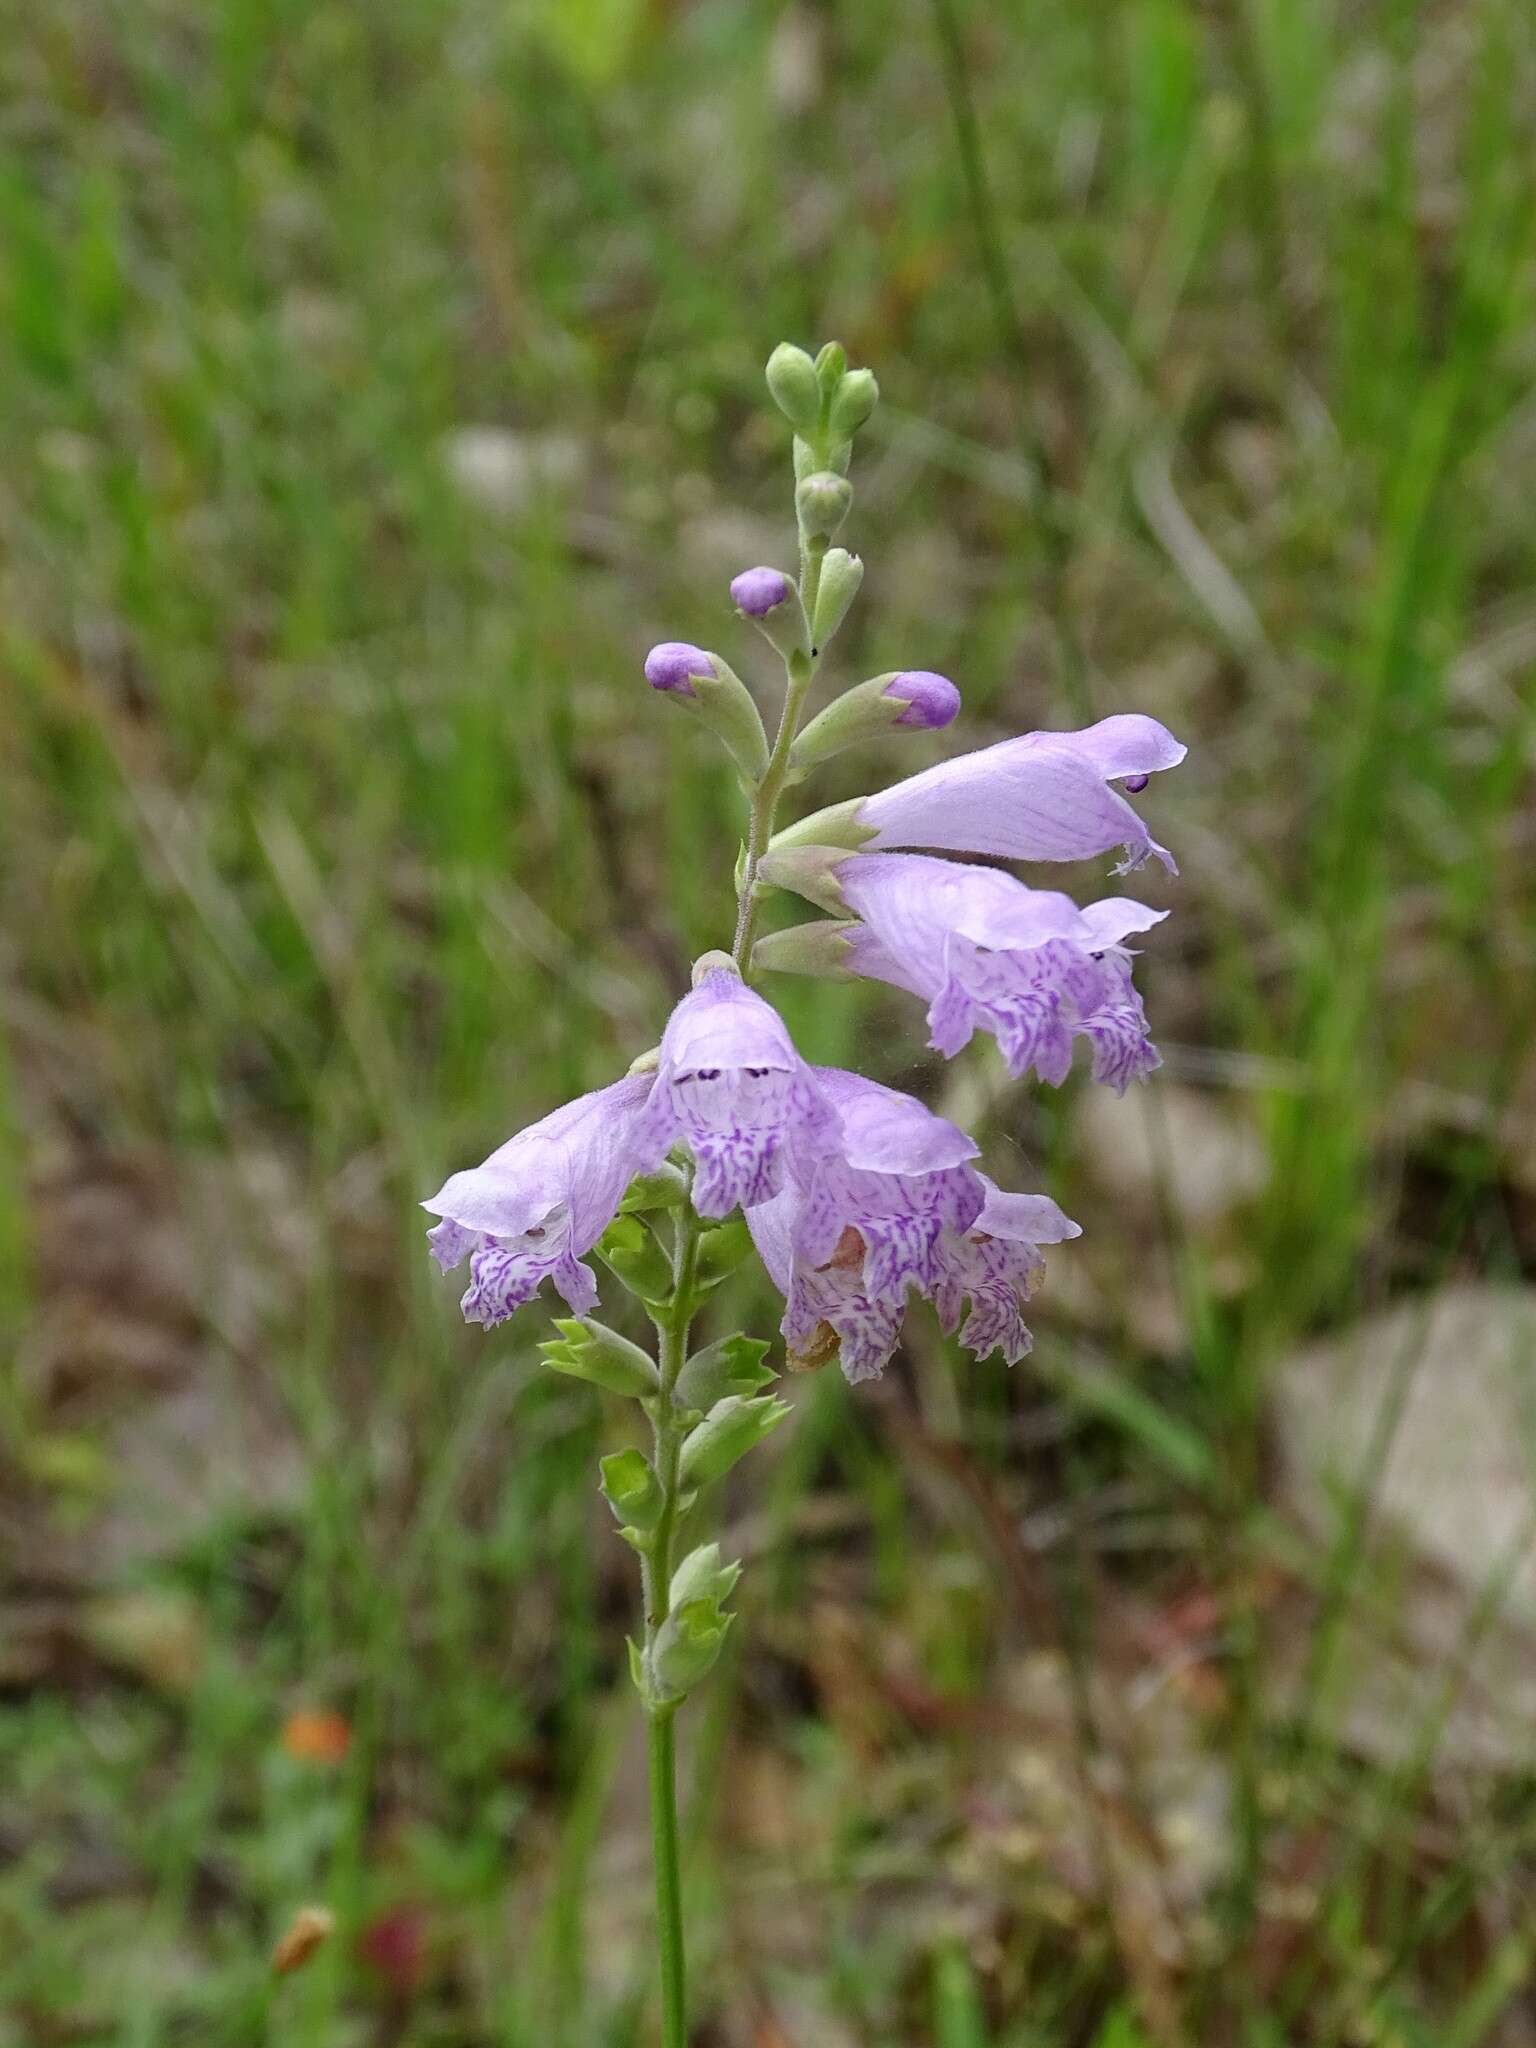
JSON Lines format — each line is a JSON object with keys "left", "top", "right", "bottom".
{"left": 829, "top": 367, "right": 878, "bottom": 436}
{"left": 730, "top": 565, "right": 809, "bottom": 661}
{"left": 645, "top": 648, "right": 770, "bottom": 783}
{"left": 886, "top": 669, "right": 961, "bottom": 728}
{"left": 789, "top": 669, "right": 960, "bottom": 772}
{"left": 599, "top": 1448, "right": 664, "bottom": 1531}
{"left": 765, "top": 343, "right": 822, "bottom": 432}
{"left": 680, "top": 1393, "right": 791, "bottom": 1488}
{"left": 729, "top": 566, "right": 791, "bottom": 617}
{"left": 796, "top": 470, "right": 853, "bottom": 541}
{"left": 669, "top": 1542, "right": 743, "bottom": 1611}
{"left": 811, "top": 548, "right": 863, "bottom": 649}
{"left": 538, "top": 1317, "right": 659, "bottom": 1397}
{"left": 644, "top": 641, "right": 712, "bottom": 696}
{"left": 814, "top": 340, "right": 848, "bottom": 393}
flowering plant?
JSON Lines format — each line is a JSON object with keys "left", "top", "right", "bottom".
{"left": 425, "top": 343, "right": 1182, "bottom": 2043}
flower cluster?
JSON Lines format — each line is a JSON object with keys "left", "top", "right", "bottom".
{"left": 427, "top": 342, "right": 1183, "bottom": 1392}
{"left": 427, "top": 718, "right": 1181, "bottom": 1379}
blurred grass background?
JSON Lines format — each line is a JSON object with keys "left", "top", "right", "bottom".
{"left": 2, "top": 0, "right": 1535, "bottom": 2041}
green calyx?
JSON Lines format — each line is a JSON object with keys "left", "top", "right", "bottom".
{"left": 649, "top": 1597, "right": 733, "bottom": 1703}
{"left": 674, "top": 1332, "right": 776, "bottom": 1412}
{"left": 769, "top": 797, "right": 878, "bottom": 855}
{"left": 597, "top": 1214, "right": 675, "bottom": 1305}
{"left": 752, "top": 920, "right": 858, "bottom": 982}
{"left": 679, "top": 1394, "right": 791, "bottom": 1489}
{"left": 599, "top": 1448, "right": 664, "bottom": 1532}
{"left": 539, "top": 1317, "right": 659, "bottom": 1398}
{"left": 668, "top": 1541, "right": 742, "bottom": 1611}
{"left": 620, "top": 1163, "right": 688, "bottom": 1214}
{"left": 756, "top": 843, "right": 852, "bottom": 915}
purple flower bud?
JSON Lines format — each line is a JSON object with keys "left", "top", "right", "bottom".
{"left": 730, "top": 567, "right": 793, "bottom": 618}
{"left": 645, "top": 642, "right": 713, "bottom": 696}
{"left": 885, "top": 670, "right": 960, "bottom": 730}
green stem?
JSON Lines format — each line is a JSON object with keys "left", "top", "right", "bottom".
{"left": 731, "top": 544, "right": 826, "bottom": 972}
{"left": 647, "top": 1710, "right": 687, "bottom": 2048}
{"left": 641, "top": 1197, "right": 704, "bottom": 2044}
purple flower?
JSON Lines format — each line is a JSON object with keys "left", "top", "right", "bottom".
{"left": 423, "top": 1074, "right": 654, "bottom": 1326}
{"left": 635, "top": 966, "right": 841, "bottom": 1218}
{"left": 885, "top": 671, "right": 960, "bottom": 730}
{"left": 730, "top": 566, "right": 793, "bottom": 617}
{"left": 644, "top": 642, "right": 713, "bottom": 696}
{"left": 746, "top": 1069, "right": 1078, "bottom": 1381}
{"left": 803, "top": 712, "right": 1184, "bottom": 872}
{"left": 839, "top": 852, "right": 1167, "bottom": 1092}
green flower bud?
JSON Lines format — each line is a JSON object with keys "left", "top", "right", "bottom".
{"left": 650, "top": 1598, "right": 732, "bottom": 1701}
{"left": 796, "top": 471, "right": 853, "bottom": 541}
{"left": 647, "top": 647, "right": 770, "bottom": 785}
{"left": 790, "top": 670, "right": 960, "bottom": 774}
{"left": 753, "top": 920, "right": 859, "bottom": 981}
{"left": 829, "top": 367, "right": 878, "bottom": 436}
{"left": 680, "top": 1394, "right": 791, "bottom": 1489}
{"left": 619, "top": 1164, "right": 688, "bottom": 1214}
{"left": 674, "top": 1333, "right": 776, "bottom": 1412}
{"left": 810, "top": 548, "right": 863, "bottom": 650}
{"left": 669, "top": 1542, "right": 743, "bottom": 1611}
{"left": 597, "top": 1214, "right": 674, "bottom": 1305}
{"left": 599, "top": 1448, "right": 663, "bottom": 1531}
{"left": 765, "top": 344, "right": 822, "bottom": 432}
{"left": 814, "top": 340, "right": 848, "bottom": 393}
{"left": 538, "top": 1317, "right": 659, "bottom": 1398}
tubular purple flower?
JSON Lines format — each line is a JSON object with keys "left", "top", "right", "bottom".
{"left": 645, "top": 642, "right": 713, "bottom": 696}
{"left": 885, "top": 671, "right": 960, "bottom": 730}
{"left": 746, "top": 1074, "right": 1078, "bottom": 1382}
{"left": 837, "top": 852, "right": 1167, "bottom": 1092}
{"left": 423, "top": 1074, "right": 654, "bottom": 1327}
{"left": 634, "top": 964, "right": 841, "bottom": 1218}
{"left": 777, "top": 712, "right": 1186, "bottom": 873}
{"left": 730, "top": 566, "right": 793, "bottom": 617}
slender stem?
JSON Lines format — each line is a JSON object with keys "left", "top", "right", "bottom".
{"left": 731, "top": 542, "right": 827, "bottom": 971}
{"left": 647, "top": 1711, "right": 687, "bottom": 2048}
{"left": 641, "top": 1196, "right": 704, "bottom": 2045}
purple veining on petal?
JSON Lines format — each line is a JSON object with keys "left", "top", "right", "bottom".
{"left": 743, "top": 1072, "right": 1075, "bottom": 1383}
{"left": 884, "top": 670, "right": 960, "bottom": 730}
{"left": 644, "top": 641, "right": 713, "bottom": 696}
{"left": 730, "top": 566, "right": 792, "bottom": 617}
{"left": 637, "top": 970, "right": 841, "bottom": 1218}
{"left": 422, "top": 1073, "right": 653, "bottom": 1323}
{"left": 839, "top": 853, "right": 1165, "bottom": 1092}
{"left": 747, "top": 1155, "right": 1078, "bottom": 1383}
{"left": 856, "top": 713, "right": 1185, "bottom": 872}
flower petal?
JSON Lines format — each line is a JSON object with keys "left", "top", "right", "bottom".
{"left": 857, "top": 716, "right": 1182, "bottom": 872}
